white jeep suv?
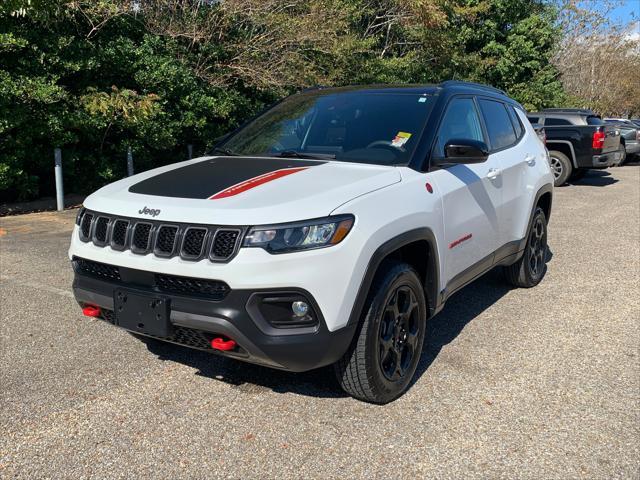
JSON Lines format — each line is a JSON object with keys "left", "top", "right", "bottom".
{"left": 69, "top": 81, "right": 553, "bottom": 403}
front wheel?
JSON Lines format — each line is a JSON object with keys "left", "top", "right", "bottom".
{"left": 334, "top": 261, "right": 427, "bottom": 404}
{"left": 504, "top": 207, "right": 548, "bottom": 288}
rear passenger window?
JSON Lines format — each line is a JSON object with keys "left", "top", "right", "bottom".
{"left": 528, "top": 116, "right": 539, "bottom": 123}
{"left": 507, "top": 106, "right": 524, "bottom": 139}
{"left": 436, "top": 97, "right": 484, "bottom": 156}
{"left": 478, "top": 99, "right": 516, "bottom": 150}
{"left": 544, "top": 118, "right": 572, "bottom": 126}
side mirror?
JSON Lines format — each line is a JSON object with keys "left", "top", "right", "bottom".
{"left": 441, "top": 139, "right": 489, "bottom": 164}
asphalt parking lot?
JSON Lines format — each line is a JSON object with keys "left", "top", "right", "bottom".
{"left": 1, "top": 166, "right": 639, "bottom": 479}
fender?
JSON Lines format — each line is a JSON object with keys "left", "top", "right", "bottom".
{"left": 518, "top": 183, "right": 553, "bottom": 253}
{"left": 346, "top": 228, "right": 440, "bottom": 327}
{"left": 546, "top": 140, "right": 578, "bottom": 168}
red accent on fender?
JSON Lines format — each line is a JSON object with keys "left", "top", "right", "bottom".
{"left": 82, "top": 305, "right": 101, "bottom": 317}
{"left": 211, "top": 337, "right": 237, "bottom": 351}
{"left": 209, "top": 167, "right": 309, "bottom": 199}
{"left": 448, "top": 233, "right": 473, "bottom": 249}
{"left": 425, "top": 182, "right": 433, "bottom": 193}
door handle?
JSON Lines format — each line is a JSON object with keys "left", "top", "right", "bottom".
{"left": 487, "top": 168, "right": 502, "bottom": 180}
{"left": 525, "top": 154, "right": 536, "bottom": 166}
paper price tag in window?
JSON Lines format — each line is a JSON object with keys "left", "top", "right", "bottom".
{"left": 391, "top": 132, "right": 412, "bottom": 148}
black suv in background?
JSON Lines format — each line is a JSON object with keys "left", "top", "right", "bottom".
{"left": 527, "top": 109, "right": 620, "bottom": 186}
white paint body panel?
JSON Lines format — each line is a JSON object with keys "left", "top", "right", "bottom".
{"left": 70, "top": 120, "right": 552, "bottom": 332}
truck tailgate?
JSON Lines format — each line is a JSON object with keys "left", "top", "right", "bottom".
{"left": 601, "top": 125, "right": 621, "bottom": 153}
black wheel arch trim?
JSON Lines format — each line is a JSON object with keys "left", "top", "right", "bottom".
{"left": 346, "top": 228, "right": 440, "bottom": 327}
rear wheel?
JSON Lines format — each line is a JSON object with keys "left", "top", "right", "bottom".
{"left": 616, "top": 144, "right": 627, "bottom": 166}
{"left": 504, "top": 207, "right": 548, "bottom": 288}
{"left": 548, "top": 151, "right": 572, "bottom": 187}
{"left": 334, "top": 261, "right": 427, "bottom": 404}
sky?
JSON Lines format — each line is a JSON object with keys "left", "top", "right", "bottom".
{"left": 606, "top": 0, "right": 639, "bottom": 26}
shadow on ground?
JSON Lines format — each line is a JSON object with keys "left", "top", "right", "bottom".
{"left": 568, "top": 169, "right": 619, "bottom": 187}
{"left": 144, "top": 256, "right": 552, "bottom": 400}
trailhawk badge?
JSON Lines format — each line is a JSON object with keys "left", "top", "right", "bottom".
{"left": 138, "top": 206, "right": 161, "bottom": 217}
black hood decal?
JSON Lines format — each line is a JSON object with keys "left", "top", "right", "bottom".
{"left": 128, "top": 157, "right": 324, "bottom": 199}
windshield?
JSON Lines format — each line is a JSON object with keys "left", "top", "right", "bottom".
{"left": 220, "top": 91, "right": 434, "bottom": 166}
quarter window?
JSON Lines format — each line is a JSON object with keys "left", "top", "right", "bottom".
{"left": 507, "top": 106, "right": 524, "bottom": 139}
{"left": 544, "top": 118, "right": 572, "bottom": 126}
{"left": 436, "top": 98, "right": 484, "bottom": 156}
{"left": 478, "top": 99, "right": 517, "bottom": 150}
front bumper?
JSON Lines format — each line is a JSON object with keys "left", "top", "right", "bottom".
{"left": 72, "top": 260, "right": 356, "bottom": 372}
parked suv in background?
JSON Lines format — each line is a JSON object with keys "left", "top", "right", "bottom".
{"left": 604, "top": 118, "right": 640, "bottom": 165}
{"left": 70, "top": 81, "right": 553, "bottom": 403}
{"left": 527, "top": 109, "right": 620, "bottom": 186}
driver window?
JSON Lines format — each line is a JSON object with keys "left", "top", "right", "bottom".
{"left": 436, "top": 98, "right": 484, "bottom": 156}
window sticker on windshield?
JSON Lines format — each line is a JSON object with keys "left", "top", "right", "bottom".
{"left": 391, "top": 132, "right": 412, "bottom": 148}
{"left": 418, "top": 97, "right": 427, "bottom": 103}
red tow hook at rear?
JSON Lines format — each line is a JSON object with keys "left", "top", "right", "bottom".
{"left": 82, "top": 304, "right": 101, "bottom": 317}
{"left": 211, "top": 337, "right": 237, "bottom": 351}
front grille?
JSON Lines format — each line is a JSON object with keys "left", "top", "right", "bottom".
{"left": 75, "top": 258, "right": 121, "bottom": 281}
{"left": 155, "top": 273, "right": 229, "bottom": 299}
{"left": 77, "top": 209, "right": 243, "bottom": 263}
{"left": 211, "top": 229, "right": 240, "bottom": 260}
{"left": 132, "top": 223, "right": 152, "bottom": 252}
{"left": 74, "top": 257, "right": 230, "bottom": 300}
{"left": 181, "top": 228, "right": 207, "bottom": 258}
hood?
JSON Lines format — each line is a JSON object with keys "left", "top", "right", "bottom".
{"left": 83, "top": 156, "right": 401, "bottom": 225}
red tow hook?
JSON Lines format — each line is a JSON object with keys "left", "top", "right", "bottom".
{"left": 211, "top": 337, "right": 237, "bottom": 351}
{"left": 82, "top": 304, "right": 101, "bottom": 317}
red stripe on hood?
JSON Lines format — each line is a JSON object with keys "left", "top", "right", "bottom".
{"left": 209, "top": 167, "right": 309, "bottom": 199}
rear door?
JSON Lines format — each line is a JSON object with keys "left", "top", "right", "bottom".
{"left": 429, "top": 96, "right": 501, "bottom": 288}
{"left": 476, "top": 98, "right": 529, "bottom": 247}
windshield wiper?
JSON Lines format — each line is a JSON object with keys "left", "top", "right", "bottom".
{"left": 211, "top": 147, "right": 240, "bottom": 156}
{"left": 272, "top": 150, "right": 336, "bottom": 160}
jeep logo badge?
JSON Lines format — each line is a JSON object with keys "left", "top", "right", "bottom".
{"left": 138, "top": 206, "right": 161, "bottom": 217}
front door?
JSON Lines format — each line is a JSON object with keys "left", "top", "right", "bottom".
{"left": 430, "top": 96, "right": 502, "bottom": 290}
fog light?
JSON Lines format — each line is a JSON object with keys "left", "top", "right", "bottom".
{"left": 292, "top": 301, "right": 309, "bottom": 317}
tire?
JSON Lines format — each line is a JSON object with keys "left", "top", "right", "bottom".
{"left": 504, "top": 207, "right": 548, "bottom": 288}
{"left": 548, "top": 151, "right": 572, "bottom": 187}
{"left": 616, "top": 145, "right": 627, "bottom": 166}
{"left": 569, "top": 168, "right": 587, "bottom": 181}
{"left": 334, "top": 261, "right": 427, "bottom": 404}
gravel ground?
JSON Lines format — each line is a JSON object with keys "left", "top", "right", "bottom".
{"left": 1, "top": 166, "right": 638, "bottom": 479}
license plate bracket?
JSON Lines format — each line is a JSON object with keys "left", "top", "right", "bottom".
{"left": 114, "top": 289, "right": 172, "bottom": 337}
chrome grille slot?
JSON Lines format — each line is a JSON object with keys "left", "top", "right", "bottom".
{"left": 93, "top": 216, "right": 110, "bottom": 245}
{"left": 211, "top": 229, "right": 241, "bottom": 261}
{"left": 181, "top": 227, "right": 207, "bottom": 259}
{"left": 132, "top": 222, "right": 152, "bottom": 253}
{"left": 80, "top": 212, "right": 93, "bottom": 241}
{"left": 111, "top": 219, "right": 129, "bottom": 249}
{"left": 155, "top": 225, "right": 178, "bottom": 256}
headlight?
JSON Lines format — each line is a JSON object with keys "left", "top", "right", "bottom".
{"left": 243, "top": 215, "right": 354, "bottom": 253}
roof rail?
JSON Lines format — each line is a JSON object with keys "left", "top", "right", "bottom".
{"left": 439, "top": 80, "right": 506, "bottom": 95}
{"left": 541, "top": 108, "right": 596, "bottom": 115}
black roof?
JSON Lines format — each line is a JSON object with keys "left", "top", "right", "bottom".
{"left": 305, "top": 80, "right": 512, "bottom": 100}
